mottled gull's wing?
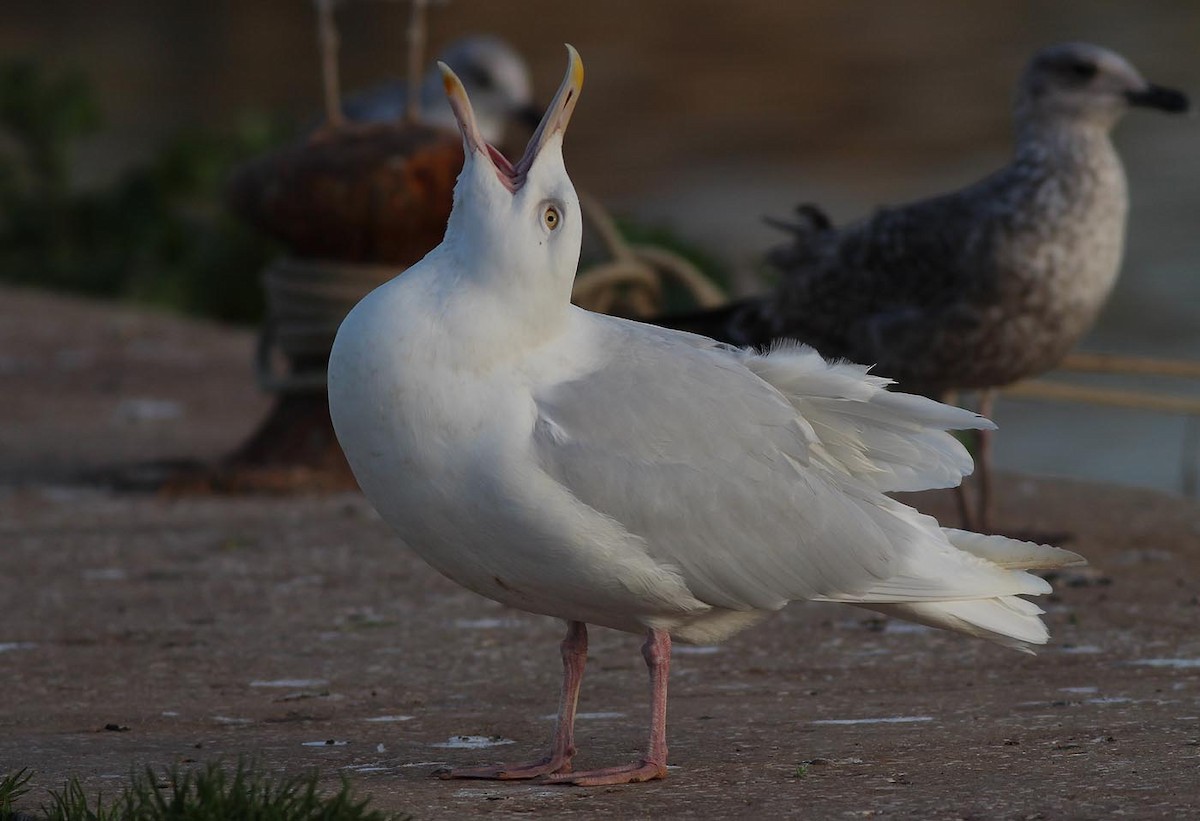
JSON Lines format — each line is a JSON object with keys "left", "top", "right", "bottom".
{"left": 532, "top": 313, "right": 1046, "bottom": 613}
{"left": 768, "top": 184, "right": 1009, "bottom": 366}
{"left": 777, "top": 169, "right": 1024, "bottom": 309}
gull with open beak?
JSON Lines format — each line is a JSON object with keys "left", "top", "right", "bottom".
{"left": 328, "top": 46, "right": 1084, "bottom": 786}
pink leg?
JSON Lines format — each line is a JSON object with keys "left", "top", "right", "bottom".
{"left": 437, "top": 621, "right": 587, "bottom": 780}
{"left": 545, "top": 628, "right": 671, "bottom": 786}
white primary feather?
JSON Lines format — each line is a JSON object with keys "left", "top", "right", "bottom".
{"left": 744, "top": 342, "right": 993, "bottom": 492}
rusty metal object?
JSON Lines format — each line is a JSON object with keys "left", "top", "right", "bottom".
{"left": 227, "top": 123, "right": 462, "bottom": 265}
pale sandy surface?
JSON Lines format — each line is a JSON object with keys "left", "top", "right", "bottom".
{"left": 2, "top": 287, "right": 1199, "bottom": 818}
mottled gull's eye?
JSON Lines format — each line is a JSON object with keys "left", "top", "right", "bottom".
{"left": 544, "top": 205, "right": 561, "bottom": 231}
{"left": 1067, "top": 60, "right": 1098, "bottom": 81}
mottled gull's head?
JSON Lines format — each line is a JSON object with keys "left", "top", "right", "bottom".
{"left": 1017, "top": 42, "right": 1189, "bottom": 130}
{"left": 424, "top": 36, "right": 540, "bottom": 141}
{"left": 341, "top": 36, "right": 539, "bottom": 144}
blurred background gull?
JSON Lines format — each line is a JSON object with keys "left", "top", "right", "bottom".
{"left": 0, "top": 0, "right": 1197, "bottom": 495}
{"left": 340, "top": 33, "right": 540, "bottom": 138}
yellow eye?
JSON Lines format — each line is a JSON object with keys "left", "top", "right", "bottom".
{"left": 543, "top": 206, "right": 561, "bottom": 230}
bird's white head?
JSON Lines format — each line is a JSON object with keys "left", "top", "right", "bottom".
{"left": 1016, "top": 43, "right": 1189, "bottom": 132}
{"left": 439, "top": 45, "right": 585, "bottom": 300}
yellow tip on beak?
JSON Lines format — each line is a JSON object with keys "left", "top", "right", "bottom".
{"left": 440, "top": 60, "right": 487, "bottom": 156}
{"left": 443, "top": 45, "right": 586, "bottom": 192}
{"left": 439, "top": 61, "right": 458, "bottom": 98}
{"left": 566, "top": 43, "right": 585, "bottom": 94}
{"left": 514, "top": 44, "right": 585, "bottom": 176}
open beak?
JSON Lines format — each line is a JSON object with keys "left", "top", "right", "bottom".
{"left": 441, "top": 44, "right": 584, "bottom": 192}
{"left": 1126, "top": 83, "right": 1190, "bottom": 114}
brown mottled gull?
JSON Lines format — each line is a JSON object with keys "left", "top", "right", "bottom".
{"left": 660, "top": 43, "right": 1189, "bottom": 531}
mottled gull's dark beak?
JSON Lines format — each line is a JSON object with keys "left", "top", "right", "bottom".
{"left": 1126, "top": 83, "right": 1190, "bottom": 114}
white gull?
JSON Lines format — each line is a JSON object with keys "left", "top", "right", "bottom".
{"left": 327, "top": 46, "right": 1085, "bottom": 787}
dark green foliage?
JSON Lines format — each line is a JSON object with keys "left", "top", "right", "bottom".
{"left": 0, "top": 60, "right": 289, "bottom": 324}
{"left": 2, "top": 761, "right": 408, "bottom": 821}
{"left": 0, "top": 60, "right": 730, "bottom": 325}
{"left": 0, "top": 768, "right": 34, "bottom": 817}
{"left": 0, "top": 62, "right": 101, "bottom": 189}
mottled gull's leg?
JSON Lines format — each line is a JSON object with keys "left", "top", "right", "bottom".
{"left": 437, "top": 620, "right": 587, "bottom": 780}
{"left": 545, "top": 628, "right": 671, "bottom": 786}
{"left": 944, "top": 389, "right": 979, "bottom": 531}
{"left": 976, "top": 388, "right": 996, "bottom": 533}
{"left": 954, "top": 483, "right": 976, "bottom": 531}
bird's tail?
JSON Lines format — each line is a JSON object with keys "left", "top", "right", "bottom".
{"left": 863, "top": 530, "right": 1085, "bottom": 654}
{"left": 764, "top": 202, "right": 835, "bottom": 272}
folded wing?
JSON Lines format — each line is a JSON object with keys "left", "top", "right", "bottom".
{"left": 531, "top": 313, "right": 1082, "bottom": 648}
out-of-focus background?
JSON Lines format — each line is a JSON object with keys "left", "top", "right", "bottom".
{"left": 2, "top": 0, "right": 1198, "bottom": 492}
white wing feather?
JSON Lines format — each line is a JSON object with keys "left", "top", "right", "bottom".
{"left": 745, "top": 343, "right": 992, "bottom": 491}
{"left": 531, "top": 312, "right": 1082, "bottom": 648}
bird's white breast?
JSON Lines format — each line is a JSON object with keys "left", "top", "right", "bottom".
{"left": 329, "top": 263, "right": 539, "bottom": 528}
{"left": 327, "top": 263, "right": 651, "bottom": 621}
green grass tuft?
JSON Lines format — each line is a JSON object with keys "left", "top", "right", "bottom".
{"left": 3, "top": 760, "right": 407, "bottom": 821}
{"left": 0, "top": 768, "right": 34, "bottom": 815}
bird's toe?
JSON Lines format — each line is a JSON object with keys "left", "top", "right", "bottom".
{"left": 543, "top": 759, "right": 667, "bottom": 787}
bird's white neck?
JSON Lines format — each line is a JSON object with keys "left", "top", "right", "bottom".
{"left": 423, "top": 240, "right": 575, "bottom": 360}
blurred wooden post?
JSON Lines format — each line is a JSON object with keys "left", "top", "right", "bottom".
{"left": 315, "top": 0, "right": 345, "bottom": 128}
{"left": 171, "top": 0, "right": 461, "bottom": 492}
{"left": 406, "top": 0, "right": 430, "bottom": 124}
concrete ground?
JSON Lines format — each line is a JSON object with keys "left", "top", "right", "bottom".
{"left": 2, "top": 286, "right": 1199, "bottom": 818}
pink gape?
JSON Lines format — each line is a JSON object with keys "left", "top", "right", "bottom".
{"left": 439, "top": 623, "right": 671, "bottom": 786}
